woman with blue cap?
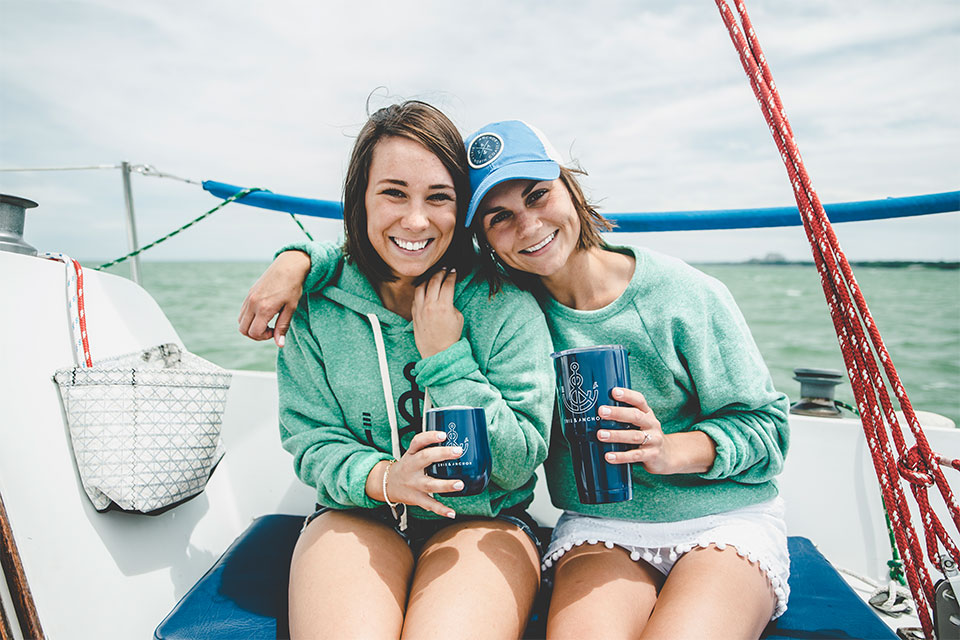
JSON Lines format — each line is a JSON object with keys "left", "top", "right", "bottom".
{"left": 461, "top": 120, "right": 790, "bottom": 638}
{"left": 242, "top": 118, "right": 790, "bottom": 638}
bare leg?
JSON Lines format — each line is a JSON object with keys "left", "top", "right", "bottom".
{"left": 547, "top": 544, "right": 663, "bottom": 640}
{"left": 402, "top": 519, "right": 540, "bottom": 639}
{"left": 288, "top": 511, "right": 414, "bottom": 640}
{"left": 641, "top": 545, "right": 776, "bottom": 640}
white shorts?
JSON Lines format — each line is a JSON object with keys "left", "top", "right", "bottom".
{"left": 543, "top": 497, "right": 790, "bottom": 619}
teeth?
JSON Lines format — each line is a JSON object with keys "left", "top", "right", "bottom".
{"left": 521, "top": 231, "right": 556, "bottom": 254}
{"left": 393, "top": 238, "right": 430, "bottom": 251}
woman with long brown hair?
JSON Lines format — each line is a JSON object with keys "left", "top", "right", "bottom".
{"left": 269, "top": 103, "right": 553, "bottom": 638}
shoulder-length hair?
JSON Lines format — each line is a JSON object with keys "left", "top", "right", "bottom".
{"left": 342, "top": 100, "right": 474, "bottom": 286}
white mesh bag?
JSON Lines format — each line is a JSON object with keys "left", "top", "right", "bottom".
{"left": 47, "top": 254, "right": 230, "bottom": 513}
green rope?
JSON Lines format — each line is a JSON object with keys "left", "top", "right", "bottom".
{"left": 833, "top": 398, "right": 907, "bottom": 585}
{"left": 289, "top": 213, "right": 314, "bottom": 241}
{"left": 885, "top": 512, "right": 908, "bottom": 585}
{"left": 96, "top": 187, "right": 263, "bottom": 271}
{"left": 834, "top": 399, "right": 859, "bottom": 416}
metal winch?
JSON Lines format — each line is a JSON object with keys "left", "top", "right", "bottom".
{"left": 0, "top": 194, "right": 39, "bottom": 256}
{"left": 790, "top": 367, "right": 845, "bottom": 418}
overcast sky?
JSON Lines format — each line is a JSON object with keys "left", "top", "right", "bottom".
{"left": 1, "top": 0, "right": 958, "bottom": 263}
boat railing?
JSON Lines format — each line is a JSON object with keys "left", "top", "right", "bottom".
{"left": 3, "top": 163, "right": 957, "bottom": 288}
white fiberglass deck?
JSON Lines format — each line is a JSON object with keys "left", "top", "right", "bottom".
{"left": 1, "top": 249, "right": 956, "bottom": 638}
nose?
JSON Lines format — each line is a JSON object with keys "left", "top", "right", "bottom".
{"left": 400, "top": 202, "right": 430, "bottom": 232}
{"left": 516, "top": 209, "right": 542, "bottom": 239}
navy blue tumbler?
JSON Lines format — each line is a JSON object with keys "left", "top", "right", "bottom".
{"left": 552, "top": 345, "right": 633, "bottom": 504}
{"left": 426, "top": 406, "right": 492, "bottom": 496}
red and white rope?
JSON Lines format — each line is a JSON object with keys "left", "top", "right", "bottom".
{"left": 714, "top": 2, "right": 959, "bottom": 636}
{"left": 42, "top": 252, "right": 93, "bottom": 368}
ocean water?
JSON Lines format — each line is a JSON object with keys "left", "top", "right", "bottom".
{"left": 116, "top": 260, "right": 960, "bottom": 427}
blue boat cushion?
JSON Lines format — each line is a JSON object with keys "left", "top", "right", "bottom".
{"left": 154, "top": 514, "right": 300, "bottom": 640}
{"left": 765, "top": 537, "right": 896, "bottom": 640}
{"left": 154, "top": 516, "right": 896, "bottom": 640}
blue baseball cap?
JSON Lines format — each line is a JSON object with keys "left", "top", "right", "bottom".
{"left": 464, "top": 120, "right": 563, "bottom": 227}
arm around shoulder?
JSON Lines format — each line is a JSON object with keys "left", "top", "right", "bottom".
{"left": 276, "top": 240, "right": 343, "bottom": 293}
{"left": 238, "top": 241, "right": 343, "bottom": 346}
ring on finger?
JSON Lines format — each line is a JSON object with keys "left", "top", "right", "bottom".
{"left": 640, "top": 432, "right": 650, "bottom": 446}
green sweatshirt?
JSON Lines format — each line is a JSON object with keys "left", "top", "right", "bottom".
{"left": 542, "top": 246, "right": 789, "bottom": 522}
{"left": 277, "top": 252, "right": 554, "bottom": 521}
{"left": 291, "top": 243, "right": 789, "bottom": 524}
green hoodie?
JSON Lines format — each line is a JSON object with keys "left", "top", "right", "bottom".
{"left": 277, "top": 252, "right": 554, "bottom": 520}
{"left": 290, "top": 242, "right": 789, "bottom": 524}
{"left": 543, "top": 246, "right": 789, "bottom": 521}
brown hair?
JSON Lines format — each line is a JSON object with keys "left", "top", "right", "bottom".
{"left": 472, "top": 165, "right": 615, "bottom": 293}
{"left": 342, "top": 100, "right": 473, "bottom": 285}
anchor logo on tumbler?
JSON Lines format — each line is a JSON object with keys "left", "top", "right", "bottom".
{"left": 561, "top": 362, "right": 600, "bottom": 414}
{"left": 446, "top": 421, "right": 470, "bottom": 455}
{"left": 425, "top": 407, "right": 490, "bottom": 496}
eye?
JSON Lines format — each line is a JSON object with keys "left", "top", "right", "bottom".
{"left": 427, "top": 192, "right": 454, "bottom": 203}
{"left": 381, "top": 188, "right": 405, "bottom": 198}
{"left": 486, "top": 210, "right": 512, "bottom": 228}
{"left": 526, "top": 188, "right": 548, "bottom": 206}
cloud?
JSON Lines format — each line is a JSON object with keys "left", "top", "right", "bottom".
{"left": 1, "top": 0, "right": 957, "bottom": 262}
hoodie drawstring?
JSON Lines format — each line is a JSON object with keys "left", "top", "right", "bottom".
{"left": 367, "top": 313, "right": 434, "bottom": 530}
{"left": 367, "top": 313, "right": 407, "bottom": 531}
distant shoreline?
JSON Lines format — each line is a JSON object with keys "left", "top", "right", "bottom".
{"left": 706, "top": 259, "right": 960, "bottom": 269}
{"left": 86, "top": 258, "right": 960, "bottom": 269}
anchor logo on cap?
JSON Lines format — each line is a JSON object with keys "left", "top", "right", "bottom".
{"left": 561, "top": 362, "right": 599, "bottom": 414}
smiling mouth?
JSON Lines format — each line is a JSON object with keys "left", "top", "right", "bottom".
{"left": 519, "top": 230, "right": 557, "bottom": 254}
{"left": 391, "top": 237, "right": 433, "bottom": 252}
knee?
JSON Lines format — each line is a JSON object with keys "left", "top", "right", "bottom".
{"left": 418, "top": 520, "right": 541, "bottom": 591}
{"left": 428, "top": 520, "right": 539, "bottom": 568}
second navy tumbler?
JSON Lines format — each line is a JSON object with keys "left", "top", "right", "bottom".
{"left": 552, "top": 345, "right": 633, "bottom": 504}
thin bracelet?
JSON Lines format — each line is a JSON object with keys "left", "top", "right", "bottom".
{"left": 382, "top": 459, "right": 400, "bottom": 520}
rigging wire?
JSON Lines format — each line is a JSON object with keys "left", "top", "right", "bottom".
{"left": 0, "top": 164, "right": 120, "bottom": 172}
{"left": 2, "top": 163, "right": 313, "bottom": 265}
{"left": 0, "top": 163, "right": 201, "bottom": 185}
{"left": 128, "top": 165, "right": 202, "bottom": 186}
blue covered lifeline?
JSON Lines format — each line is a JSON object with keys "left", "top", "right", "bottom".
{"left": 154, "top": 515, "right": 897, "bottom": 640}
{"left": 202, "top": 180, "right": 959, "bottom": 232}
